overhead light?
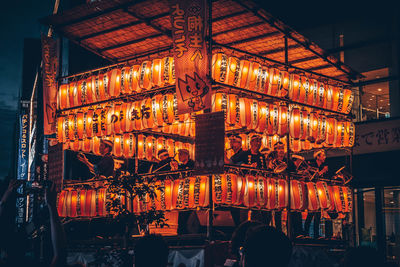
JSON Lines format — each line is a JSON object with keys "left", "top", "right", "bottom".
{"left": 380, "top": 107, "right": 383, "bottom": 109}
{"left": 368, "top": 105, "right": 371, "bottom": 107}
{"left": 388, "top": 103, "right": 391, "bottom": 105}
{"left": 377, "top": 88, "right": 382, "bottom": 91}
{"left": 380, "top": 99, "right": 383, "bottom": 102}
{"left": 369, "top": 98, "right": 373, "bottom": 101}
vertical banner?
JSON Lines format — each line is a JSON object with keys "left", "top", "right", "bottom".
{"left": 41, "top": 35, "right": 59, "bottom": 135}
{"left": 48, "top": 142, "right": 64, "bottom": 192}
{"left": 16, "top": 101, "right": 30, "bottom": 225}
{"left": 171, "top": 0, "right": 211, "bottom": 114}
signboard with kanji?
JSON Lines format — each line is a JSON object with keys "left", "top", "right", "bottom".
{"left": 171, "top": 0, "right": 211, "bottom": 115}
{"left": 194, "top": 111, "right": 225, "bottom": 175}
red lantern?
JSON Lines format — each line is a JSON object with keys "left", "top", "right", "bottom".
{"left": 58, "top": 84, "right": 69, "bottom": 109}
{"left": 151, "top": 58, "right": 164, "bottom": 87}
{"left": 172, "top": 179, "right": 185, "bottom": 210}
{"left": 57, "top": 190, "right": 67, "bottom": 217}
{"left": 68, "top": 82, "right": 77, "bottom": 107}
{"left": 121, "top": 66, "right": 132, "bottom": 94}
{"left": 226, "top": 56, "right": 241, "bottom": 87}
{"left": 331, "top": 86, "right": 340, "bottom": 112}
{"left": 288, "top": 74, "right": 301, "bottom": 101}
{"left": 239, "top": 97, "right": 252, "bottom": 128}
{"left": 109, "top": 68, "right": 121, "bottom": 97}
{"left": 256, "top": 102, "right": 267, "bottom": 132}
{"left": 141, "top": 98, "right": 155, "bottom": 129}
{"left": 57, "top": 116, "right": 65, "bottom": 143}
{"left": 123, "top": 133, "right": 135, "bottom": 158}
{"left": 76, "top": 111, "right": 84, "bottom": 140}
{"left": 324, "top": 117, "right": 337, "bottom": 146}
{"left": 212, "top": 53, "right": 228, "bottom": 83}
{"left": 290, "top": 138, "right": 302, "bottom": 153}
{"left": 299, "top": 109, "right": 308, "bottom": 141}
{"left": 266, "top": 178, "right": 277, "bottom": 210}
{"left": 277, "top": 105, "right": 288, "bottom": 137}
{"left": 342, "top": 89, "right": 354, "bottom": 114}
{"left": 310, "top": 79, "right": 319, "bottom": 106}
{"left": 161, "top": 94, "right": 175, "bottom": 125}
{"left": 243, "top": 175, "right": 257, "bottom": 208}
{"left": 307, "top": 111, "right": 319, "bottom": 143}
{"left": 239, "top": 60, "right": 252, "bottom": 89}
{"left": 335, "top": 121, "right": 346, "bottom": 148}
{"left": 92, "top": 136, "right": 101, "bottom": 156}
{"left": 306, "top": 182, "right": 320, "bottom": 211}
{"left": 137, "top": 134, "right": 145, "bottom": 160}
{"left": 316, "top": 181, "right": 335, "bottom": 211}
{"left": 162, "top": 56, "right": 175, "bottom": 85}
{"left": 82, "top": 137, "right": 92, "bottom": 153}
{"left": 113, "top": 135, "right": 123, "bottom": 157}
{"left": 212, "top": 92, "right": 227, "bottom": 113}
{"left": 226, "top": 94, "right": 240, "bottom": 127}
{"left": 268, "top": 68, "right": 280, "bottom": 96}
{"left": 247, "top": 62, "right": 262, "bottom": 91}
{"left": 332, "top": 186, "right": 345, "bottom": 213}
{"left": 256, "top": 176, "right": 268, "bottom": 208}
{"left": 277, "top": 70, "right": 289, "bottom": 97}
{"left": 277, "top": 179, "right": 288, "bottom": 210}
{"left": 290, "top": 180, "right": 307, "bottom": 211}
{"left": 139, "top": 61, "right": 152, "bottom": 90}
{"left": 130, "top": 65, "right": 141, "bottom": 93}
{"left": 289, "top": 107, "right": 301, "bottom": 139}
{"left": 145, "top": 135, "right": 157, "bottom": 161}
{"left": 298, "top": 76, "right": 309, "bottom": 104}
{"left": 151, "top": 94, "right": 164, "bottom": 127}
{"left": 342, "top": 186, "right": 352, "bottom": 213}
{"left": 316, "top": 82, "right": 325, "bottom": 108}
{"left": 129, "top": 101, "right": 143, "bottom": 131}
{"left": 325, "top": 85, "right": 333, "bottom": 110}
{"left": 249, "top": 99, "right": 259, "bottom": 130}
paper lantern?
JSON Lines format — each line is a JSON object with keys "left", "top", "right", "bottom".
{"left": 213, "top": 174, "right": 226, "bottom": 204}
{"left": 239, "top": 59, "right": 252, "bottom": 89}
{"left": 226, "top": 94, "right": 240, "bottom": 126}
{"left": 75, "top": 80, "right": 86, "bottom": 105}
{"left": 57, "top": 190, "right": 67, "bottom": 217}
{"left": 325, "top": 85, "right": 333, "bottom": 110}
{"left": 67, "top": 114, "right": 76, "bottom": 141}
{"left": 76, "top": 111, "right": 84, "bottom": 140}
{"left": 289, "top": 107, "right": 301, "bottom": 139}
{"left": 162, "top": 56, "right": 175, "bottom": 85}
{"left": 345, "top": 121, "right": 355, "bottom": 147}
{"left": 172, "top": 179, "right": 185, "bottom": 210}
{"left": 277, "top": 179, "right": 288, "bottom": 210}
{"left": 337, "top": 88, "right": 345, "bottom": 113}
{"left": 129, "top": 65, "right": 141, "bottom": 93}
{"left": 87, "top": 76, "right": 96, "bottom": 103}
{"left": 58, "top": 84, "right": 69, "bottom": 109}
{"left": 342, "top": 89, "right": 354, "bottom": 114}
{"left": 139, "top": 61, "right": 152, "bottom": 90}
{"left": 129, "top": 101, "right": 143, "bottom": 131}
{"left": 145, "top": 135, "right": 157, "bottom": 161}
{"left": 57, "top": 116, "right": 65, "bottom": 143}
{"left": 332, "top": 186, "right": 345, "bottom": 213}
{"left": 120, "top": 66, "right": 132, "bottom": 94}
{"left": 269, "top": 104, "right": 279, "bottom": 135}
{"left": 68, "top": 82, "right": 77, "bottom": 107}
{"left": 212, "top": 52, "right": 228, "bottom": 83}
{"left": 239, "top": 97, "right": 252, "bottom": 128}
{"left": 104, "top": 106, "right": 114, "bottom": 136}
{"left": 307, "top": 111, "right": 319, "bottom": 143}
{"left": 256, "top": 102, "right": 267, "bottom": 132}
{"left": 256, "top": 176, "right": 268, "bottom": 208}
{"left": 151, "top": 58, "right": 164, "bottom": 87}
{"left": 306, "top": 182, "right": 320, "bottom": 211}
{"left": 83, "top": 109, "right": 93, "bottom": 138}
{"left": 113, "top": 134, "right": 123, "bottom": 157}
{"left": 288, "top": 74, "right": 301, "bottom": 101}
{"left": 91, "top": 75, "right": 101, "bottom": 102}
{"left": 335, "top": 121, "right": 346, "bottom": 148}
{"left": 247, "top": 62, "right": 262, "bottom": 91}
{"left": 226, "top": 56, "right": 241, "bottom": 87}
{"left": 268, "top": 68, "right": 280, "bottom": 96}
{"left": 249, "top": 99, "right": 259, "bottom": 130}
{"left": 330, "top": 86, "right": 340, "bottom": 112}
{"left": 277, "top": 105, "right": 288, "bottom": 137}
{"left": 69, "top": 139, "right": 81, "bottom": 152}
{"left": 316, "top": 181, "right": 334, "bottom": 211}
{"left": 137, "top": 134, "right": 146, "bottom": 160}
{"left": 150, "top": 95, "right": 163, "bottom": 127}
{"left": 277, "top": 70, "right": 289, "bottom": 97}
{"left": 212, "top": 92, "right": 227, "bottom": 113}
{"left": 324, "top": 117, "right": 337, "bottom": 146}
{"left": 316, "top": 114, "right": 327, "bottom": 144}
{"left": 258, "top": 68, "right": 269, "bottom": 93}
{"left": 342, "top": 186, "right": 352, "bottom": 213}
{"left": 266, "top": 178, "right": 277, "bottom": 210}
{"left": 316, "top": 82, "right": 325, "bottom": 108}
{"left": 141, "top": 98, "right": 155, "bottom": 129}
{"left": 310, "top": 79, "right": 319, "bottom": 106}
{"left": 161, "top": 180, "right": 174, "bottom": 210}
{"left": 123, "top": 133, "right": 135, "bottom": 158}
{"left": 290, "top": 180, "right": 307, "bottom": 211}
{"left": 193, "top": 176, "right": 209, "bottom": 208}
{"left": 301, "top": 140, "right": 312, "bottom": 150}
{"left": 165, "top": 138, "right": 175, "bottom": 158}
{"left": 161, "top": 94, "right": 175, "bottom": 125}
{"left": 298, "top": 76, "right": 309, "bottom": 104}
{"left": 108, "top": 69, "right": 121, "bottom": 97}
{"left": 243, "top": 175, "right": 257, "bottom": 208}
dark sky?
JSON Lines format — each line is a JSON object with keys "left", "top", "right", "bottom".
{"left": 0, "top": 0, "right": 54, "bottom": 110}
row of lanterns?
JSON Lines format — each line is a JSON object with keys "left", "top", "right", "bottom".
{"left": 58, "top": 52, "right": 354, "bottom": 116}
{"left": 57, "top": 174, "right": 352, "bottom": 217}
{"left": 65, "top": 134, "right": 194, "bottom": 160}
{"left": 212, "top": 52, "right": 354, "bottom": 114}
{"left": 57, "top": 93, "right": 196, "bottom": 143}
{"left": 57, "top": 57, "right": 175, "bottom": 110}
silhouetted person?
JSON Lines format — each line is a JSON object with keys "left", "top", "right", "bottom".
{"left": 134, "top": 234, "right": 169, "bottom": 267}
{"left": 342, "top": 246, "right": 382, "bottom": 267}
{"left": 225, "top": 134, "right": 244, "bottom": 164}
{"left": 77, "top": 139, "right": 114, "bottom": 177}
{"left": 241, "top": 225, "right": 292, "bottom": 267}
{"left": 151, "top": 149, "right": 178, "bottom": 173}
{"left": 177, "top": 149, "right": 194, "bottom": 170}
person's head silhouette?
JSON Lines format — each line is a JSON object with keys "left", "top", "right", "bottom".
{"left": 134, "top": 234, "right": 169, "bottom": 267}
{"left": 241, "top": 225, "right": 292, "bottom": 267}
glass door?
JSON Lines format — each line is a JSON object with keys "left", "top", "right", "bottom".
{"left": 383, "top": 187, "right": 400, "bottom": 263}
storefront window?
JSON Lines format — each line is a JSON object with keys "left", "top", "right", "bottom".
{"left": 383, "top": 187, "right": 400, "bottom": 263}
{"left": 356, "top": 188, "right": 377, "bottom": 247}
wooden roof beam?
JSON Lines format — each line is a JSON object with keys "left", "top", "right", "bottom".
{"left": 99, "top": 33, "right": 165, "bottom": 52}
{"left": 224, "top": 31, "right": 281, "bottom": 46}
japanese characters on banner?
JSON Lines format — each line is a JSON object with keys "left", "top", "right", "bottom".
{"left": 171, "top": 0, "right": 211, "bottom": 114}
{"left": 16, "top": 101, "right": 30, "bottom": 225}
{"left": 353, "top": 118, "right": 400, "bottom": 155}
{"left": 41, "top": 35, "right": 59, "bottom": 135}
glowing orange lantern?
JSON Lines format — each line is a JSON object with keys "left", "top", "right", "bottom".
{"left": 299, "top": 109, "right": 308, "bottom": 141}
{"left": 68, "top": 114, "right": 76, "bottom": 141}
{"left": 288, "top": 74, "right": 301, "bottom": 101}
{"left": 161, "top": 94, "right": 175, "bottom": 125}
{"left": 129, "top": 101, "right": 143, "bottom": 131}
{"left": 268, "top": 68, "right": 280, "bottom": 96}
{"left": 113, "top": 135, "right": 123, "bottom": 157}
{"left": 256, "top": 102, "right": 267, "bottom": 132}
{"left": 172, "top": 179, "right": 185, "bottom": 210}
{"left": 331, "top": 86, "right": 340, "bottom": 112}
{"left": 247, "top": 62, "right": 262, "bottom": 91}
{"left": 226, "top": 94, "right": 239, "bottom": 126}
{"left": 120, "top": 66, "right": 132, "bottom": 94}
{"left": 122, "top": 133, "right": 135, "bottom": 158}
{"left": 151, "top": 58, "right": 164, "bottom": 87}
{"left": 256, "top": 176, "right": 268, "bottom": 208}
{"left": 58, "top": 84, "right": 69, "bottom": 109}
{"left": 277, "top": 105, "right": 288, "bottom": 137}
{"left": 306, "top": 182, "right": 320, "bottom": 211}
{"left": 108, "top": 69, "right": 121, "bottom": 97}
{"left": 332, "top": 185, "right": 345, "bottom": 213}
{"left": 137, "top": 134, "right": 145, "bottom": 160}
{"left": 316, "top": 82, "right": 325, "bottom": 108}
{"left": 310, "top": 79, "right": 319, "bottom": 106}
{"left": 104, "top": 106, "right": 114, "bottom": 136}
{"left": 84, "top": 109, "right": 93, "bottom": 138}
{"left": 342, "top": 89, "right": 354, "bottom": 114}
{"left": 226, "top": 56, "right": 241, "bottom": 87}
{"left": 249, "top": 99, "right": 259, "bottom": 130}
{"left": 86, "top": 76, "right": 96, "bottom": 103}
{"left": 342, "top": 186, "right": 352, "bottom": 213}
{"left": 162, "top": 56, "right": 175, "bottom": 85}
{"left": 212, "top": 92, "right": 227, "bottom": 113}
{"left": 82, "top": 137, "right": 92, "bottom": 153}
{"left": 290, "top": 137, "right": 302, "bottom": 153}
{"left": 239, "top": 59, "right": 252, "bottom": 89}
{"left": 151, "top": 94, "right": 164, "bottom": 127}
{"left": 325, "top": 85, "right": 333, "bottom": 110}
{"left": 129, "top": 65, "right": 141, "bottom": 93}
{"left": 145, "top": 135, "right": 157, "bottom": 161}
{"left": 76, "top": 111, "right": 84, "bottom": 140}
{"left": 345, "top": 121, "right": 355, "bottom": 147}
{"left": 289, "top": 107, "right": 301, "bottom": 139}
{"left": 335, "top": 121, "right": 346, "bottom": 148}
{"left": 57, "top": 116, "right": 65, "bottom": 143}
{"left": 307, "top": 111, "right": 319, "bottom": 143}
{"left": 277, "top": 70, "right": 289, "bottom": 97}
{"left": 212, "top": 52, "right": 228, "bottom": 83}
{"left": 141, "top": 98, "right": 155, "bottom": 129}
{"left": 315, "top": 181, "right": 334, "bottom": 211}
{"left": 139, "top": 61, "right": 152, "bottom": 90}
{"left": 239, "top": 97, "right": 252, "bottom": 128}
{"left": 68, "top": 82, "right": 77, "bottom": 107}
{"left": 290, "top": 180, "right": 307, "bottom": 211}
{"left": 266, "top": 178, "right": 277, "bottom": 210}
{"left": 324, "top": 117, "right": 337, "bottom": 146}
{"left": 298, "top": 76, "right": 309, "bottom": 104}
{"left": 57, "top": 190, "right": 67, "bottom": 217}
{"left": 316, "top": 114, "right": 327, "bottom": 144}
{"left": 243, "top": 175, "right": 257, "bottom": 208}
